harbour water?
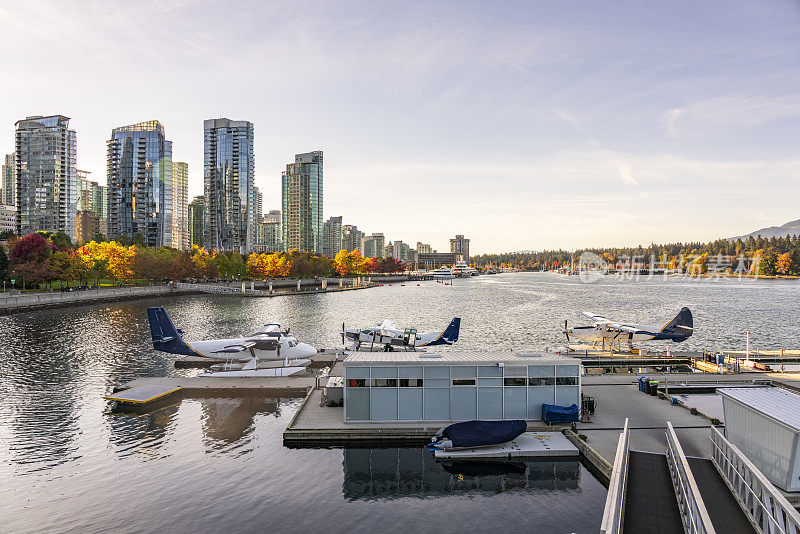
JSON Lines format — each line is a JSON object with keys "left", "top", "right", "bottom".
{"left": 2, "top": 272, "right": 800, "bottom": 532}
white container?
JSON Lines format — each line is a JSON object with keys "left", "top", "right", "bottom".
{"left": 719, "top": 387, "right": 800, "bottom": 492}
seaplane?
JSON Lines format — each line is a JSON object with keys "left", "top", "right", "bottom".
{"left": 342, "top": 318, "right": 461, "bottom": 351}
{"left": 147, "top": 307, "right": 317, "bottom": 377}
{"left": 564, "top": 307, "right": 693, "bottom": 352}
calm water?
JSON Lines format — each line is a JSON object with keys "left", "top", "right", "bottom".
{"left": 2, "top": 273, "right": 799, "bottom": 533}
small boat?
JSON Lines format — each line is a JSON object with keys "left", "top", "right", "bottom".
{"left": 428, "top": 420, "right": 527, "bottom": 450}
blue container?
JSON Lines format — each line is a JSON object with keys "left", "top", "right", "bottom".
{"left": 638, "top": 376, "right": 648, "bottom": 392}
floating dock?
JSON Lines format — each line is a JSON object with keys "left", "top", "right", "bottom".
{"left": 433, "top": 432, "right": 578, "bottom": 460}
{"left": 103, "top": 384, "right": 183, "bottom": 405}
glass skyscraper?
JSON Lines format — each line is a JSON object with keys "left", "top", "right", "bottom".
{"left": 203, "top": 118, "right": 254, "bottom": 253}
{"left": 106, "top": 120, "right": 173, "bottom": 247}
{"left": 172, "top": 161, "right": 189, "bottom": 250}
{"left": 188, "top": 195, "right": 204, "bottom": 247}
{"left": 1, "top": 153, "right": 15, "bottom": 206}
{"left": 281, "top": 151, "right": 323, "bottom": 252}
{"left": 322, "top": 215, "right": 342, "bottom": 256}
{"left": 14, "top": 115, "right": 77, "bottom": 239}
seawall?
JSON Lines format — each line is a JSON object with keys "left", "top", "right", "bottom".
{"left": 0, "top": 285, "right": 197, "bottom": 315}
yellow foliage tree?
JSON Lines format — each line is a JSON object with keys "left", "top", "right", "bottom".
{"left": 776, "top": 252, "right": 792, "bottom": 275}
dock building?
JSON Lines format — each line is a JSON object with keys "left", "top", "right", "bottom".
{"left": 342, "top": 351, "right": 580, "bottom": 423}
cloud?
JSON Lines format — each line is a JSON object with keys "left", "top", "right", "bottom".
{"left": 663, "top": 93, "right": 800, "bottom": 137}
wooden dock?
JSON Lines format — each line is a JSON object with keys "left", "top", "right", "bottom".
{"left": 119, "top": 376, "right": 315, "bottom": 397}
{"left": 103, "top": 384, "right": 183, "bottom": 405}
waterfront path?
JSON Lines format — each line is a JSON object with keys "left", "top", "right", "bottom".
{"left": 0, "top": 285, "right": 195, "bottom": 315}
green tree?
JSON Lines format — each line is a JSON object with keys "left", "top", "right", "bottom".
{"left": 0, "top": 245, "right": 8, "bottom": 282}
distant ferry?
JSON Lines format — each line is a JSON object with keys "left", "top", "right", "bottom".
{"left": 430, "top": 266, "right": 454, "bottom": 280}
{"left": 451, "top": 260, "right": 478, "bottom": 277}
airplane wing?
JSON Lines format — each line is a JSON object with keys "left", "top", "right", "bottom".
{"left": 378, "top": 319, "right": 399, "bottom": 337}
{"left": 211, "top": 341, "right": 256, "bottom": 353}
{"left": 605, "top": 323, "right": 639, "bottom": 334}
{"left": 582, "top": 312, "right": 610, "bottom": 324}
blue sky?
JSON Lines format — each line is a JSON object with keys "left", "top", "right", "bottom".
{"left": 2, "top": 0, "right": 800, "bottom": 253}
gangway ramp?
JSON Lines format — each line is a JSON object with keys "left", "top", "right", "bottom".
{"left": 623, "top": 451, "right": 683, "bottom": 533}
{"left": 602, "top": 420, "right": 757, "bottom": 533}
{"left": 687, "top": 457, "right": 752, "bottom": 532}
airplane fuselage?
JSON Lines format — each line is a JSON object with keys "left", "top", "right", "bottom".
{"left": 567, "top": 323, "right": 685, "bottom": 343}
{"left": 187, "top": 335, "right": 317, "bottom": 364}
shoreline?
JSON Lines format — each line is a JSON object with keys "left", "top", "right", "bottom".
{"left": 0, "top": 275, "right": 406, "bottom": 315}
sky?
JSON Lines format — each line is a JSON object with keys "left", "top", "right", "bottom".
{"left": 1, "top": 0, "right": 800, "bottom": 254}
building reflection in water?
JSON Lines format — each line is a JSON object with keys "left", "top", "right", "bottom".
{"left": 342, "top": 448, "right": 580, "bottom": 500}
{"left": 200, "top": 396, "right": 281, "bottom": 447}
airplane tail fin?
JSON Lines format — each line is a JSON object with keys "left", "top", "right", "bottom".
{"left": 416, "top": 318, "right": 461, "bottom": 347}
{"left": 663, "top": 307, "right": 693, "bottom": 341}
{"left": 147, "top": 307, "right": 198, "bottom": 356}
{"left": 442, "top": 317, "right": 461, "bottom": 344}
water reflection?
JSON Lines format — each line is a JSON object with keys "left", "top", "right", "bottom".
{"left": 106, "top": 403, "right": 181, "bottom": 458}
{"left": 342, "top": 448, "right": 581, "bottom": 500}
{"left": 200, "top": 396, "right": 282, "bottom": 447}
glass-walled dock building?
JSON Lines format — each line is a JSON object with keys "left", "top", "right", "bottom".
{"left": 343, "top": 352, "right": 581, "bottom": 423}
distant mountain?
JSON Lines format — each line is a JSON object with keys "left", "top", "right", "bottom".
{"left": 732, "top": 218, "right": 800, "bottom": 240}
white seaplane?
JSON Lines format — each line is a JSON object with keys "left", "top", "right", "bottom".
{"left": 342, "top": 318, "right": 460, "bottom": 351}
{"left": 564, "top": 307, "right": 693, "bottom": 351}
{"left": 147, "top": 307, "right": 317, "bottom": 377}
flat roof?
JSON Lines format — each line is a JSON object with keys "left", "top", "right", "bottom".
{"left": 343, "top": 351, "right": 579, "bottom": 366}
{"left": 718, "top": 387, "right": 800, "bottom": 432}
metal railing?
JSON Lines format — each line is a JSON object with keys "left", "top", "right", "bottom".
{"left": 601, "top": 418, "right": 630, "bottom": 534}
{"left": 710, "top": 427, "right": 800, "bottom": 534}
{"left": 666, "top": 422, "right": 716, "bottom": 534}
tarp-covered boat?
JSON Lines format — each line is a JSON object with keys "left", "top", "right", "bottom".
{"left": 542, "top": 403, "right": 579, "bottom": 424}
{"left": 428, "top": 420, "right": 527, "bottom": 450}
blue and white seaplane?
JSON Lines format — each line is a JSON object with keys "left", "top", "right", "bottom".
{"left": 564, "top": 307, "right": 693, "bottom": 351}
{"left": 147, "top": 307, "right": 317, "bottom": 377}
{"left": 342, "top": 318, "right": 461, "bottom": 351}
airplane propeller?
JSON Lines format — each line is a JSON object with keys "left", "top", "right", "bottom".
{"left": 341, "top": 322, "right": 346, "bottom": 346}
{"left": 564, "top": 319, "right": 570, "bottom": 342}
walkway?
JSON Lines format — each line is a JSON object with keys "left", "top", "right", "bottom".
{"left": 623, "top": 451, "right": 683, "bottom": 533}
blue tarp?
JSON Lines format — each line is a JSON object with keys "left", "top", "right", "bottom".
{"left": 542, "top": 403, "right": 580, "bottom": 424}
{"left": 439, "top": 420, "right": 527, "bottom": 448}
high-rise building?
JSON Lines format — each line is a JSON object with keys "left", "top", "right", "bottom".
{"left": 254, "top": 219, "right": 281, "bottom": 253}
{"left": 0, "top": 204, "right": 16, "bottom": 233}
{"left": 450, "top": 234, "right": 470, "bottom": 262}
{"left": 281, "top": 151, "right": 323, "bottom": 252}
{"left": 204, "top": 118, "right": 255, "bottom": 253}
{"left": 264, "top": 209, "right": 280, "bottom": 224}
{"left": 388, "top": 240, "right": 412, "bottom": 262}
{"left": 188, "top": 195, "right": 204, "bottom": 248}
{"left": 362, "top": 233, "right": 385, "bottom": 258}
{"left": 90, "top": 182, "right": 107, "bottom": 221}
{"left": 15, "top": 115, "right": 77, "bottom": 239}
{"left": 76, "top": 170, "right": 107, "bottom": 238}
{"left": 172, "top": 161, "right": 189, "bottom": 249}
{"left": 107, "top": 120, "right": 173, "bottom": 247}
{"left": 253, "top": 186, "right": 263, "bottom": 224}
{"left": 2, "top": 153, "right": 15, "bottom": 206}
{"left": 416, "top": 242, "right": 433, "bottom": 255}
{"left": 342, "top": 224, "right": 364, "bottom": 252}
{"left": 322, "top": 216, "right": 343, "bottom": 257}
{"left": 76, "top": 210, "right": 100, "bottom": 244}
{"left": 77, "top": 169, "right": 91, "bottom": 210}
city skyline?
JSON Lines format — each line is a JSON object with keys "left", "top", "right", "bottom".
{"left": 2, "top": 2, "right": 800, "bottom": 253}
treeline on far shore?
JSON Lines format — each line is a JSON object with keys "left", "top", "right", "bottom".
{"left": 472, "top": 235, "right": 800, "bottom": 276}
{"left": 0, "top": 231, "right": 408, "bottom": 291}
